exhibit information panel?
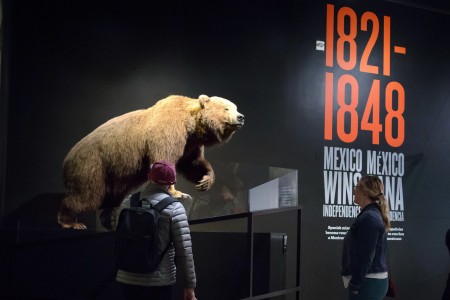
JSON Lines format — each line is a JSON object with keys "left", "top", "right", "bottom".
{"left": 321, "top": 3, "right": 405, "bottom": 241}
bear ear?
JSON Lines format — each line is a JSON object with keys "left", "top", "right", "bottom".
{"left": 199, "top": 95, "right": 210, "bottom": 108}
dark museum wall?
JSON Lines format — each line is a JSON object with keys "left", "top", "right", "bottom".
{"left": 1, "top": 0, "right": 450, "bottom": 299}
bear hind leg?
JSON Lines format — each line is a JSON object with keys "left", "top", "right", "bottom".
{"left": 57, "top": 203, "right": 87, "bottom": 229}
{"left": 57, "top": 192, "right": 102, "bottom": 229}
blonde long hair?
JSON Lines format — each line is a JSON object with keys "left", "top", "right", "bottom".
{"left": 359, "top": 175, "right": 391, "bottom": 231}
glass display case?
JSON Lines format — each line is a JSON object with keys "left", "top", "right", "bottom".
{"left": 0, "top": 161, "right": 300, "bottom": 300}
{"left": 175, "top": 160, "right": 298, "bottom": 221}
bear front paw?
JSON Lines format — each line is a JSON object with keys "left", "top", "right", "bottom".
{"left": 195, "top": 175, "right": 213, "bottom": 191}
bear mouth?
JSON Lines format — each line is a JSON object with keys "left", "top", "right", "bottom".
{"left": 227, "top": 123, "right": 244, "bottom": 129}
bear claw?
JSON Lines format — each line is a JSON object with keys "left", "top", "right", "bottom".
{"left": 59, "top": 222, "right": 87, "bottom": 230}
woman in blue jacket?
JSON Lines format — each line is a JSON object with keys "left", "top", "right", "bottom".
{"left": 341, "top": 175, "right": 390, "bottom": 300}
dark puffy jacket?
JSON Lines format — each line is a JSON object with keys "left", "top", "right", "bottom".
{"left": 341, "top": 203, "right": 388, "bottom": 291}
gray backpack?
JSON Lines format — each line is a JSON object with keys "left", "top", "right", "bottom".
{"left": 115, "top": 192, "right": 178, "bottom": 273}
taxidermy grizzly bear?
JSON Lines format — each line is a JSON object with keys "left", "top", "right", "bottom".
{"left": 58, "top": 94, "right": 244, "bottom": 229}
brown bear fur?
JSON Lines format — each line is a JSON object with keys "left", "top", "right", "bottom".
{"left": 58, "top": 94, "right": 244, "bottom": 229}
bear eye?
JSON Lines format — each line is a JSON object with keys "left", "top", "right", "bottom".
{"left": 225, "top": 108, "right": 229, "bottom": 111}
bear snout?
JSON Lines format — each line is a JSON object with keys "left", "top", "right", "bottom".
{"left": 237, "top": 113, "right": 245, "bottom": 125}
{"left": 228, "top": 113, "right": 244, "bottom": 129}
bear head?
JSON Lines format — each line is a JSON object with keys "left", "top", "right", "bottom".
{"left": 196, "top": 94, "right": 244, "bottom": 145}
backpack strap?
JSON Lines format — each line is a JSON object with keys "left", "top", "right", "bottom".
{"left": 146, "top": 194, "right": 179, "bottom": 262}
{"left": 153, "top": 196, "right": 178, "bottom": 212}
{"left": 130, "top": 192, "right": 175, "bottom": 209}
{"left": 129, "top": 192, "right": 141, "bottom": 207}
{"left": 139, "top": 192, "right": 178, "bottom": 211}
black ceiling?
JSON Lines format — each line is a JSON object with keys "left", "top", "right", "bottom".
{"left": 386, "top": 0, "right": 450, "bottom": 14}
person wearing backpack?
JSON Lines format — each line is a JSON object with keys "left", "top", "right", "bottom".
{"left": 116, "top": 160, "right": 197, "bottom": 300}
